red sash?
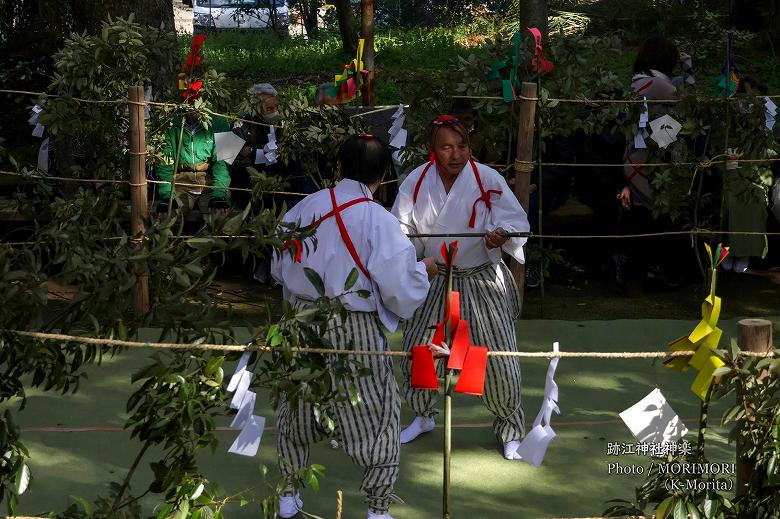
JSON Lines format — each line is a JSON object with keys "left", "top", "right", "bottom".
{"left": 412, "top": 160, "right": 502, "bottom": 228}
{"left": 284, "top": 188, "right": 374, "bottom": 279}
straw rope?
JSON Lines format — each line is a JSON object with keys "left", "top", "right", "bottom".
{"left": 5, "top": 229, "right": 780, "bottom": 248}
{"left": 452, "top": 93, "right": 780, "bottom": 103}
{"left": 0, "top": 90, "right": 408, "bottom": 128}
{"left": 335, "top": 490, "right": 343, "bottom": 519}
{"left": 7, "top": 331, "right": 775, "bottom": 359}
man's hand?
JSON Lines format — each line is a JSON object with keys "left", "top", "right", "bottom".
{"left": 485, "top": 227, "right": 509, "bottom": 250}
{"left": 617, "top": 186, "right": 632, "bottom": 210}
{"left": 422, "top": 257, "right": 439, "bottom": 281}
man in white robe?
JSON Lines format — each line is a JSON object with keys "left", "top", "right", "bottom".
{"left": 391, "top": 115, "right": 530, "bottom": 460}
{"left": 271, "top": 134, "right": 438, "bottom": 519}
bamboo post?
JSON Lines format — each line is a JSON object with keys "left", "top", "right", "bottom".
{"left": 511, "top": 82, "right": 538, "bottom": 316}
{"left": 360, "top": 0, "right": 375, "bottom": 106}
{"left": 735, "top": 318, "right": 773, "bottom": 497}
{"left": 442, "top": 248, "right": 454, "bottom": 519}
{"left": 128, "top": 86, "right": 149, "bottom": 318}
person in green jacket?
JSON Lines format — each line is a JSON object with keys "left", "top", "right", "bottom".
{"left": 155, "top": 113, "right": 233, "bottom": 216}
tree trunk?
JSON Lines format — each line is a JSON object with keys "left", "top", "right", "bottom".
{"left": 519, "top": 0, "right": 548, "bottom": 38}
{"left": 360, "top": 0, "right": 374, "bottom": 105}
{"left": 297, "top": 0, "right": 318, "bottom": 38}
{"left": 334, "top": 0, "right": 357, "bottom": 54}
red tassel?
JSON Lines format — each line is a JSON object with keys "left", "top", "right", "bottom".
{"left": 281, "top": 239, "right": 302, "bottom": 263}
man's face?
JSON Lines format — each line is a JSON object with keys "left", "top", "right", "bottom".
{"left": 431, "top": 126, "right": 470, "bottom": 180}
{"left": 256, "top": 93, "right": 279, "bottom": 116}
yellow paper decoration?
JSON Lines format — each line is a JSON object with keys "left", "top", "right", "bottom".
{"left": 663, "top": 244, "right": 729, "bottom": 400}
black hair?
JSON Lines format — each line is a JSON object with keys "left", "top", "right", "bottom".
{"left": 425, "top": 118, "right": 471, "bottom": 151}
{"left": 633, "top": 36, "right": 679, "bottom": 77}
{"left": 337, "top": 134, "right": 391, "bottom": 186}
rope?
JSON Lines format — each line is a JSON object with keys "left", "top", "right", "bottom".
{"left": 513, "top": 157, "right": 780, "bottom": 168}
{"left": 6, "top": 88, "right": 779, "bottom": 118}
{"left": 514, "top": 159, "right": 535, "bottom": 173}
{"left": 8, "top": 331, "right": 775, "bottom": 359}
{"left": 4, "top": 229, "right": 780, "bottom": 248}
{"left": 335, "top": 490, "right": 343, "bottom": 519}
{"left": 452, "top": 93, "right": 780, "bottom": 103}
{"left": 347, "top": 105, "right": 408, "bottom": 119}
{"left": 0, "top": 170, "right": 309, "bottom": 197}
{"left": 0, "top": 90, "right": 407, "bottom": 128}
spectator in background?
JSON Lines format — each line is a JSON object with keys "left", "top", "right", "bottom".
{"left": 231, "top": 82, "right": 290, "bottom": 284}
{"left": 620, "top": 36, "right": 696, "bottom": 291}
{"left": 721, "top": 76, "right": 773, "bottom": 273}
{"left": 231, "top": 83, "right": 286, "bottom": 209}
{"left": 315, "top": 82, "right": 339, "bottom": 107}
{"left": 155, "top": 112, "right": 232, "bottom": 217}
{"left": 448, "top": 99, "right": 486, "bottom": 161}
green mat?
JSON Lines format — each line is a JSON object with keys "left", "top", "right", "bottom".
{"left": 4, "top": 318, "right": 777, "bottom": 518}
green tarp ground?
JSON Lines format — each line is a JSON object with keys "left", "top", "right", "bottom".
{"left": 5, "top": 317, "right": 779, "bottom": 519}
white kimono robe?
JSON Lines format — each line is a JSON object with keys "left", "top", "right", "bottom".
{"left": 391, "top": 160, "right": 529, "bottom": 444}
{"left": 391, "top": 160, "right": 529, "bottom": 267}
{"left": 271, "top": 178, "right": 430, "bottom": 331}
{"left": 271, "top": 178, "right": 430, "bottom": 513}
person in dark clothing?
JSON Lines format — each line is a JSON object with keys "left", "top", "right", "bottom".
{"left": 231, "top": 83, "right": 286, "bottom": 210}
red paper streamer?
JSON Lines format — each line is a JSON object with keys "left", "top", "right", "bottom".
{"left": 454, "top": 346, "right": 488, "bottom": 395}
{"left": 411, "top": 346, "right": 439, "bottom": 390}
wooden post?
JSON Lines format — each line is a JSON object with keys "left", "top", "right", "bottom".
{"left": 129, "top": 85, "right": 149, "bottom": 318}
{"left": 735, "top": 318, "right": 773, "bottom": 497}
{"left": 510, "top": 82, "right": 538, "bottom": 316}
{"left": 360, "top": 0, "right": 375, "bottom": 106}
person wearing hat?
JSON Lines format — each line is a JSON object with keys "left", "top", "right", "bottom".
{"left": 231, "top": 83, "right": 291, "bottom": 283}
{"left": 271, "top": 134, "right": 438, "bottom": 519}
{"left": 231, "top": 82, "right": 285, "bottom": 208}
{"left": 391, "top": 115, "right": 530, "bottom": 460}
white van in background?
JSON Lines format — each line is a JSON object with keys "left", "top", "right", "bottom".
{"left": 193, "top": 0, "right": 289, "bottom": 33}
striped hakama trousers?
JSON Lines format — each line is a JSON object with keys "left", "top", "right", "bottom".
{"left": 277, "top": 309, "right": 401, "bottom": 514}
{"left": 400, "top": 261, "right": 525, "bottom": 443}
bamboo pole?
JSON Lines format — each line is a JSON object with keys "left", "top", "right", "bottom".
{"left": 735, "top": 318, "right": 773, "bottom": 497}
{"left": 511, "top": 82, "right": 538, "bottom": 315}
{"left": 442, "top": 246, "right": 455, "bottom": 519}
{"left": 360, "top": 0, "right": 375, "bottom": 106}
{"left": 128, "top": 86, "right": 149, "bottom": 318}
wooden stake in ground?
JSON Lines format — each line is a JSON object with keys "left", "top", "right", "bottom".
{"left": 128, "top": 85, "right": 149, "bottom": 317}
{"left": 511, "top": 82, "right": 538, "bottom": 315}
{"left": 735, "top": 318, "right": 773, "bottom": 497}
{"left": 360, "top": 0, "right": 375, "bottom": 106}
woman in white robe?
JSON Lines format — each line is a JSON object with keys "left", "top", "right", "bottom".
{"left": 391, "top": 115, "right": 531, "bottom": 460}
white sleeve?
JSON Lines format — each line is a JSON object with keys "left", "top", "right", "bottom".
{"left": 390, "top": 179, "right": 424, "bottom": 259}
{"left": 367, "top": 212, "right": 430, "bottom": 320}
{"left": 270, "top": 203, "right": 302, "bottom": 288}
{"left": 488, "top": 173, "right": 530, "bottom": 264}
